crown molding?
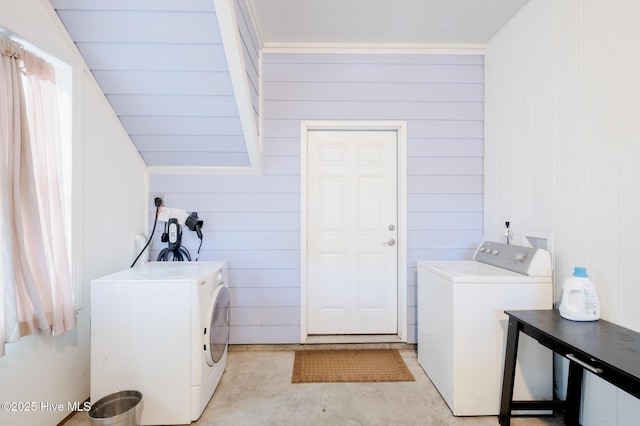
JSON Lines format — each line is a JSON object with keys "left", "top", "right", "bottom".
{"left": 261, "top": 42, "right": 485, "bottom": 55}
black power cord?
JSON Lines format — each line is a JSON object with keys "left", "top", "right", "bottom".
{"left": 195, "top": 230, "right": 203, "bottom": 261}
{"left": 130, "top": 197, "right": 163, "bottom": 267}
{"left": 157, "top": 220, "right": 192, "bottom": 261}
{"left": 157, "top": 245, "right": 192, "bottom": 261}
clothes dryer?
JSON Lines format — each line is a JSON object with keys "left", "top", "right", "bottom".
{"left": 417, "top": 241, "right": 553, "bottom": 416}
{"left": 91, "top": 261, "right": 229, "bottom": 425}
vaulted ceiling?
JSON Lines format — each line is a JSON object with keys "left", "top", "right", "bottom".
{"left": 249, "top": 0, "right": 530, "bottom": 45}
{"left": 49, "top": 0, "right": 530, "bottom": 173}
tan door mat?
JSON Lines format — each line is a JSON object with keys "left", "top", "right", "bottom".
{"left": 291, "top": 349, "right": 415, "bottom": 383}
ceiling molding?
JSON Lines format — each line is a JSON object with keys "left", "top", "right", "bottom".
{"left": 262, "top": 42, "right": 485, "bottom": 55}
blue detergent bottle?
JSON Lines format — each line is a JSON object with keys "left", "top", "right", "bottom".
{"left": 559, "top": 267, "right": 601, "bottom": 321}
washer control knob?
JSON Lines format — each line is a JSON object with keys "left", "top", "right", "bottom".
{"left": 492, "top": 249, "right": 499, "bottom": 255}
{"left": 514, "top": 253, "right": 526, "bottom": 262}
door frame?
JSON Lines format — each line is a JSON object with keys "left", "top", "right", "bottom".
{"left": 300, "top": 120, "right": 408, "bottom": 343}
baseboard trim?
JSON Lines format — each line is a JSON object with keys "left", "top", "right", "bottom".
{"left": 229, "top": 342, "right": 416, "bottom": 352}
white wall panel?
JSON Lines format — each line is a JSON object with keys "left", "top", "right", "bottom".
{"left": 581, "top": 0, "right": 618, "bottom": 320}
{"left": 580, "top": 1, "right": 620, "bottom": 422}
{"left": 152, "top": 53, "right": 483, "bottom": 344}
{"left": 618, "top": 390, "right": 640, "bottom": 426}
{"left": 508, "top": 6, "right": 534, "bottom": 239}
{"left": 552, "top": 0, "right": 585, "bottom": 281}
{"left": 485, "top": 0, "right": 640, "bottom": 423}
{"left": 528, "top": 0, "right": 555, "bottom": 235}
{"left": 0, "top": 1, "right": 148, "bottom": 424}
{"left": 483, "top": 17, "right": 510, "bottom": 240}
{"left": 617, "top": 0, "right": 640, "bottom": 334}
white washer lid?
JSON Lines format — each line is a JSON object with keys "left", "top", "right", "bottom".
{"left": 92, "top": 261, "right": 226, "bottom": 283}
{"left": 417, "top": 260, "right": 549, "bottom": 283}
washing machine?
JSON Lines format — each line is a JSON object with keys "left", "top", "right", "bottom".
{"left": 90, "top": 261, "right": 230, "bottom": 425}
{"left": 417, "top": 241, "right": 553, "bottom": 416}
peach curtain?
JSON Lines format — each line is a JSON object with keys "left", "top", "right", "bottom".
{"left": 0, "top": 36, "right": 75, "bottom": 357}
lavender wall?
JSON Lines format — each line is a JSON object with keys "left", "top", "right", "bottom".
{"left": 150, "top": 53, "right": 484, "bottom": 344}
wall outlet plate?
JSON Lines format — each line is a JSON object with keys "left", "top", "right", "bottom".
{"left": 152, "top": 194, "right": 165, "bottom": 206}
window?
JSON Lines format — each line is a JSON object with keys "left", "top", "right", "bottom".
{"left": 0, "top": 33, "right": 75, "bottom": 357}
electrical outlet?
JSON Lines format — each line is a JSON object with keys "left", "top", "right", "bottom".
{"left": 152, "top": 194, "right": 165, "bottom": 207}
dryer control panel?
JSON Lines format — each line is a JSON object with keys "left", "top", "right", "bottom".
{"left": 474, "top": 241, "right": 551, "bottom": 277}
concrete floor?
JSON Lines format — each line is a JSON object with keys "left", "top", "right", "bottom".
{"left": 66, "top": 346, "right": 564, "bottom": 426}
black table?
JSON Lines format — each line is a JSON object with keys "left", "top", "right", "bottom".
{"left": 499, "top": 310, "right": 640, "bottom": 426}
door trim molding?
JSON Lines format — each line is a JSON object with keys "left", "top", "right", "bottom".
{"left": 300, "top": 120, "right": 408, "bottom": 343}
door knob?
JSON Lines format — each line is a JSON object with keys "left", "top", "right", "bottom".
{"left": 383, "top": 238, "right": 396, "bottom": 246}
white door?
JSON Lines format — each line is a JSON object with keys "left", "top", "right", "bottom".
{"left": 307, "top": 130, "right": 398, "bottom": 334}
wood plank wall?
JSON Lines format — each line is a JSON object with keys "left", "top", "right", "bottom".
{"left": 151, "top": 53, "right": 484, "bottom": 344}
{"left": 485, "top": 0, "right": 640, "bottom": 423}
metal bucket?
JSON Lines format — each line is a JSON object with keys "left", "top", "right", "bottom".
{"left": 88, "top": 390, "right": 143, "bottom": 426}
